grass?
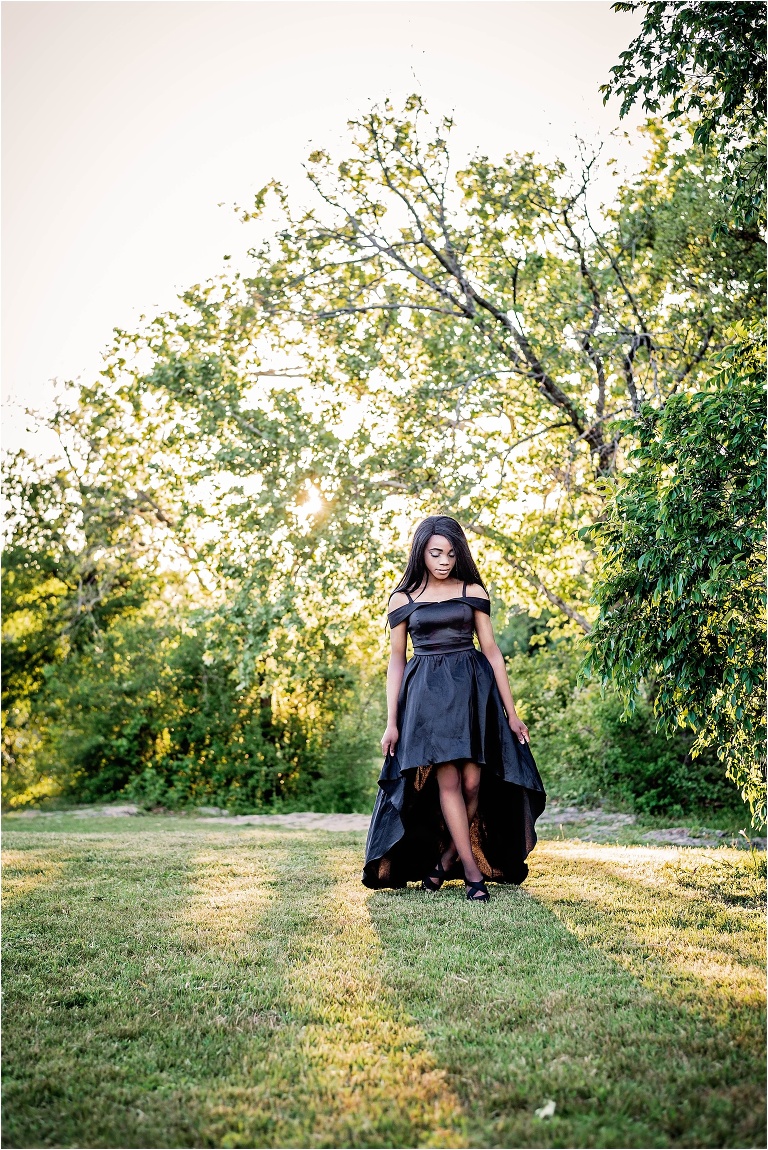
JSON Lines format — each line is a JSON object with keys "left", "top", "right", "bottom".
{"left": 2, "top": 815, "right": 765, "bottom": 1149}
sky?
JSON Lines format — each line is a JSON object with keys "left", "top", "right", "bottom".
{"left": 2, "top": 0, "right": 644, "bottom": 454}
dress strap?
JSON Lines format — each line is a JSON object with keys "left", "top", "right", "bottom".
{"left": 387, "top": 599, "right": 420, "bottom": 629}
{"left": 464, "top": 596, "right": 491, "bottom": 616}
{"left": 462, "top": 581, "right": 467, "bottom": 597}
{"left": 405, "top": 590, "right": 413, "bottom": 602}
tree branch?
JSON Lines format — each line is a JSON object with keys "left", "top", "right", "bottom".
{"left": 465, "top": 522, "right": 593, "bottom": 633}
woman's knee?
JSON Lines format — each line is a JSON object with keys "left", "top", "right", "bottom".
{"left": 462, "top": 762, "right": 481, "bottom": 799}
{"left": 436, "top": 763, "right": 461, "bottom": 793}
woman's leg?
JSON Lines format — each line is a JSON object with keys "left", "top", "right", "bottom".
{"left": 435, "top": 762, "right": 483, "bottom": 883}
{"left": 461, "top": 760, "right": 482, "bottom": 826}
{"left": 438, "top": 760, "right": 481, "bottom": 869}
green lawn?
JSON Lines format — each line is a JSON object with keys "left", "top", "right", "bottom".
{"left": 3, "top": 816, "right": 765, "bottom": 1149}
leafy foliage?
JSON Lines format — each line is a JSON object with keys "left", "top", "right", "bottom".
{"left": 241, "top": 102, "right": 761, "bottom": 626}
{"left": 2, "top": 439, "right": 162, "bottom": 802}
{"left": 30, "top": 607, "right": 379, "bottom": 813}
{"left": 584, "top": 325, "right": 766, "bottom": 824}
{"left": 3, "top": 102, "right": 764, "bottom": 819}
{"left": 603, "top": 1, "right": 767, "bottom": 232}
{"left": 504, "top": 636, "right": 744, "bottom": 818}
{"left": 1, "top": 364, "right": 386, "bottom": 811}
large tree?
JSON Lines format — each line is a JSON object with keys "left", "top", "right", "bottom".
{"left": 238, "top": 101, "right": 761, "bottom": 627}
{"left": 43, "top": 105, "right": 759, "bottom": 638}
{"left": 593, "top": 4, "right": 766, "bottom": 824}
{"left": 6, "top": 104, "right": 763, "bottom": 810}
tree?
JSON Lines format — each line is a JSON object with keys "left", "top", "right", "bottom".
{"left": 602, "top": 1, "right": 767, "bottom": 233}
{"left": 2, "top": 327, "right": 388, "bottom": 807}
{"left": 2, "top": 422, "right": 166, "bottom": 801}
{"left": 241, "top": 100, "right": 761, "bottom": 626}
{"left": 583, "top": 324, "right": 766, "bottom": 825}
{"left": 6, "top": 102, "right": 764, "bottom": 812}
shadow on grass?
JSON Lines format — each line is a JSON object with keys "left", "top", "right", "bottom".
{"left": 2, "top": 828, "right": 204, "bottom": 1148}
{"left": 2, "top": 829, "right": 468, "bottom": 1150}
{"left": 366, "top": 844, "right": 766, "bottom": 1150}
{"left": 529, "top": 846, "right": 766, "bottom": 996}
{"left": 177, "top": 833, "right": 468, "bottom": 1149}
{"left": 3, "top": 829, "right": 764, "bottom": 1150}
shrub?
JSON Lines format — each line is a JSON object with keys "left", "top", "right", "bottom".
{"left": 20, "top": 608, "right": 380, "bottom": 814}
{"left": 506, "top": 637, "right": 746, "bottom": 819}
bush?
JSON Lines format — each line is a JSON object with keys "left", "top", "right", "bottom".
{"left": 305, "top": 704, "right": 382, "bottom": 814}
{"left": 16, "top": 608, "right": 380, "bottom": 814}
{"left": 584, "top": 326, "right": 766, "bottom": 825}
{"left": 506, "top": 636, "right": 747, "bottom": 819}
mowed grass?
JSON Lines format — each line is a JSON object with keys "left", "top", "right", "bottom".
{"left": 2, "top": 816, "right": 765, "bottom": 1149}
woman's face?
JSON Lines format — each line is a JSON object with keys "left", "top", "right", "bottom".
{"left": 423, "top": 535, "right": 456, "bottom": 581}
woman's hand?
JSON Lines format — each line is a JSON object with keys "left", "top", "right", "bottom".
{"left": 508, "top": 713, "right": 530, "bottom": 745}
{"left": 381, "top": 724, "right": 399, "bottom": 757}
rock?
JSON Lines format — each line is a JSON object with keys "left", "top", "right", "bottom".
{"left": 536, "top": 805, "right": 636, "bottom": 828}
{"left": 641, "top": 827, "right": 722, "bottom": 847}
{"left": 643, "top": 828, "right": 768, "bottom": 850}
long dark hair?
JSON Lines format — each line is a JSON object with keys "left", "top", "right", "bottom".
{"left": 393, "top": 516, "right": 488, "bottom": 597}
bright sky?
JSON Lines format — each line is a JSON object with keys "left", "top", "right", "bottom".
{"left": 2, "top": 0, "right": 644, "bottom": 454}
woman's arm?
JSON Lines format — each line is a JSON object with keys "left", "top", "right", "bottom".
{"left": 470, "top": 586, "right": 530, "bottom": 745}
{"left": 381, "top": 593, "right": 409, "bottom": 756}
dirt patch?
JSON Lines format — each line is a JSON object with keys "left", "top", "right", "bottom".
{"left": 8, "top": 804, "right": 143, "bottom": 819}
{"left": 5, "top": 802, "right": 764, "bottom": 849}
{"left": 194, "top": 811, "right": 372, "bottom": 832}
{"left": 537, "top": 804, "right": 765, "bottom": 850}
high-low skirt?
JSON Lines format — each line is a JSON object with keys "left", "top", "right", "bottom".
{"left": 362, "top": 647, "right": 546, "bottom": 888}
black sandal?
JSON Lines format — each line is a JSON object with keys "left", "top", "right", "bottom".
{"left": 422, "top": 857, "right": 450, "bottom": 892}
{"left": 465, "top": 879, "right": 490, "bottom": 902}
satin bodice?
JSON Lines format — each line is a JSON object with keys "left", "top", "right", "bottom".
{"left": 387, "top": 593, "right": 491, "bottom": 655}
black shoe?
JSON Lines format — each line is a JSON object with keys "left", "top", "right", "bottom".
{"left": 465, "top": 879, "right": 490, "bottom": 902}
{"left": 422, "top": 857, "right": 450, "bottom": 892}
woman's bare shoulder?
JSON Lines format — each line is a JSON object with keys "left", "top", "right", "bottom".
{"left": 465, "top": 583, "right": 489, "bottom": 600}
{"left": 387, "top": 590, "right": 410, "bottom": 612}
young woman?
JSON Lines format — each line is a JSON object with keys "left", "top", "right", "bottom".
{"left": 362, "top": 515, "right": 546, "bottom": 901}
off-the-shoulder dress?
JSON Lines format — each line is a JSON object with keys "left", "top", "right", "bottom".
{"left": 362, "top": 584, "right": 546, "bottom": 889}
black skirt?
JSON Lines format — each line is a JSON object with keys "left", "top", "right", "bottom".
{"left": 362, "top": 602, "right": 546, "bottom": 889}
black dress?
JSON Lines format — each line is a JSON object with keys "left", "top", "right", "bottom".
{"left": 362, "top": 585, "right": 546, "bottom": 889}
